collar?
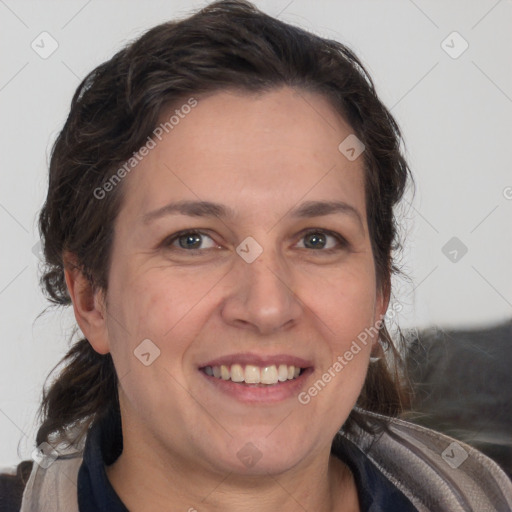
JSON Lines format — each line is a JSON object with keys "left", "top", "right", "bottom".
{"left": 77, "top": 406, "right": 126, "bottom": 512}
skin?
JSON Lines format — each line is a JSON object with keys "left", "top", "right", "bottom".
{"left": 65, "top": 86, "right": 388, "bottom": 512}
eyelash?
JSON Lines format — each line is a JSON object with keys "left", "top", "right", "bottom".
{"left": 161, "top": 228, "right": 348, "bottom": 255}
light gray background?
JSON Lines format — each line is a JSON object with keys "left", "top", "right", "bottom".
{"left": 1, "top": 0, "right": 511, "bottom": 468}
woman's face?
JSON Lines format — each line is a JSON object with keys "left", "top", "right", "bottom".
{"left": 96, "top": 86, "right": 387, "bottom": 475}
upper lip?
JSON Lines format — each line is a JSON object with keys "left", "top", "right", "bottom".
{"left": 199, "top": 352, "right": 313, "bottom": 369}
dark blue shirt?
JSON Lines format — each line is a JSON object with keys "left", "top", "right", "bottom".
{"left": 77, "top": 406, "right": 418, "bottom": 511}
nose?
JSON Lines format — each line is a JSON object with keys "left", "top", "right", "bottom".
{"left": 220, "top": 247, "right": 303, "bottom": 335}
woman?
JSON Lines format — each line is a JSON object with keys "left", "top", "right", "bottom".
{"left": 2, "top": 1, "right": 511, "bottom": 510}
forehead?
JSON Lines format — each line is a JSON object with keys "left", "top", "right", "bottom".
{"left": 119, "top": 87, "right": 366, "bottom": 226}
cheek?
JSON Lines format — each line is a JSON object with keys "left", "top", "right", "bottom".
{"left": 302, "top": 264, "right": 377, "bottom": 400}
{"left": 103, "top": 273, "right": 201, "bottom": 418}
{"left": 307, "top": 264, "right": 378, "bottom": 340}
{"left": 108, "top": 263, "right": 209, "bottom": 337}
{"left": 104, "top": 264, "right": 227, "bottom": 382}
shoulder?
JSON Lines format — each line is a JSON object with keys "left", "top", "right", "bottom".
{"left": 0, "top": 460, "right": 34, "bottom": 512}
{"left": 1, "top": 429, "right": 87, "bottom": 512}
{"left": 342, "top": 411, "right": 512, "bottom": 512}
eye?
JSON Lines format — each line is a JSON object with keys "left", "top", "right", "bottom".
{"left": 295, "top": 229, "right": 348, "bottom": 253}
{"left": 161, "top": 228, "right": 348, "bottom": 254}
{"left": 163, "top": 230, "right": 219, "bottom": 252}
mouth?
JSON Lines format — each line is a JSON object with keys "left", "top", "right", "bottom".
{"left": 200, "top": 363, "right": 305, "bottom": 386}
{"left": 198, "top": 354, "right": 313, "bottom": 403}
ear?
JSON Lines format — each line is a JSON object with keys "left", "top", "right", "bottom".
{"left": 375, "top": 284, "right": 391, "bottom": 324}
{"left": 63, "top": 251, "right": 110, "bottom": 355}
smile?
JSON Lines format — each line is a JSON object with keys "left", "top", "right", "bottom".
{"left": 198, "top": 353, "right": 313, "bottom": 402}
{"left": 201, "top": 364, "right": 304, "bottom": 385}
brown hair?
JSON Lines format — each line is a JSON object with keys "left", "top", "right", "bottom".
{"left": 35, "top": 0, "right": 413, "bottom": 447}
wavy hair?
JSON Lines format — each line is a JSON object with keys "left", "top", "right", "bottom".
{"left": 35, "top": 0, "right": 414, "bottom": 447}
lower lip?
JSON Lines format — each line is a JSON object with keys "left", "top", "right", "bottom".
{"left": 199, "top": 368, "right": 313, "bottom": 404}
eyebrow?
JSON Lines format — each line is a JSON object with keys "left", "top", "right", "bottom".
{"left": 142, "top": 199, "right": 364, "bottom": 229}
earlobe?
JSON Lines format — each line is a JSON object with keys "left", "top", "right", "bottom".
{"left": 371, "top": 284, "right": 391, "bottom": 351}
{"left": 375, "top": 286, "right": 390, "bottom": 323}
{"left": 63, "top": 252, "right": 110, "bottom": 355}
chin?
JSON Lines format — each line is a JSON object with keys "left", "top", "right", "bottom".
{"left": 215, "top": 431, "right": 309, "bottom": 475}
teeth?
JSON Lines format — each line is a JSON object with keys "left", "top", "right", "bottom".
{"left": 278, "top": 364, "right": 288, "bottom": 382}
{"left": 260, "top": 365, "right": 278, "bottom": 384}
{"left": 220, "top": 365, "right": 230, "bottom": 380}
{"left": 244, "top": 364, "right": 260, "bottom": 384}
{"left": 230, "top": 363, "right": 244, "bottom": 382}
{"left": 203, "top": 364, "right": 303, "bottom": 385}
